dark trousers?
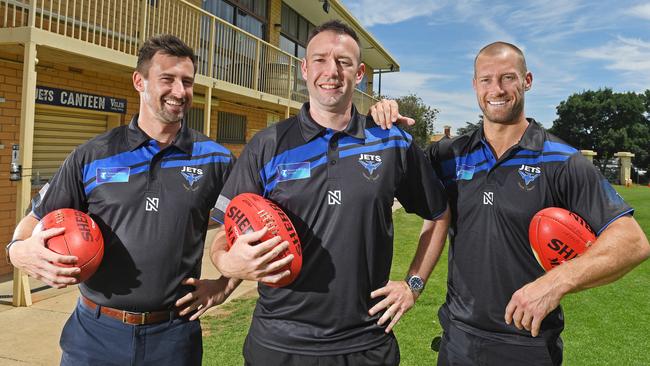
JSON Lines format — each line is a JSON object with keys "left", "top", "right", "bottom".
{"left": 243, "top": 333, "right": 400, "bottom": 366}
{"left": 59, "top": 299, "right": 202, "bottom": 366}
{"left": 437, "top": 320, "right": 563, "bottom": 366}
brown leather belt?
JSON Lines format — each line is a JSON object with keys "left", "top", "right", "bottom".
{"left": 81, "top": 296, "right": 176, "bottom": 325}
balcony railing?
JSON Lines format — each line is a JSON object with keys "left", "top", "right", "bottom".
{"left": 0, "top": 0, "right": 376, "bottom": 112}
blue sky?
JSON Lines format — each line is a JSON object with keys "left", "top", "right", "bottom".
{"left": 341, "top": 0, "right": 650, "bottom": 133}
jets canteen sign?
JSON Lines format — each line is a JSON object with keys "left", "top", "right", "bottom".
{"left": 35, "top": 86, "right": 127, "bottom": 114}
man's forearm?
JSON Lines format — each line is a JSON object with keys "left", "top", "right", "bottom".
{"left": 209, "top": 227, "right": 230, "bottom": 275}
{"left": 8, "top": 214, "right": 40, "bottom": 265}
{"left": 546, "top": 215, "right": 650, "bottom": 297}
{"left": 223, "top": 276, "right": 243, "bottom": 296}
{"left": 12, "top": 214, "right": 39, "bottom": 241}
{"left": 407, "top": 208, "right": 450, "bottom": 282}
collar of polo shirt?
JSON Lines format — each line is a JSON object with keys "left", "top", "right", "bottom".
{"left": 125, "top": 114, "right": 193, "bottom": 154}
{"left": 297, "top": 103, "right": 367, "bottom": 142}
{"left": 470, "top": 118, "right": 546, "bottom": 153}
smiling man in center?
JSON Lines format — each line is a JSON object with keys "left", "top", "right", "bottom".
{"left": 209, "top": 20, "right": 450, "bottom": 366}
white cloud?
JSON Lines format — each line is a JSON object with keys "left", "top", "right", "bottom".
{"left": 477, "top": 18, "right": 517, "bottom": 44}
{"left": 577, "top": 36, "right": 650, "bottom": 88}
{"left": 341, "top": 0, "right": 650, "bottom": 129}
{"left": 498, "top": 1, "right": 615, "bottom": 45}
{"left": 508, "top": 0, "right": 586, "bottom": 36}
{"left": 344, "top": 0, "right": 446, "bottom": 27}
{"left": 376, "top": 71, "right": 451, "bottom": 91}
{"left": 624, "top": 3, "right": 650, "bottom": 20}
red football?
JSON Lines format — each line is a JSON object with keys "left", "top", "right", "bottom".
{"left": 224, "top": 193, "right": 302, "bottom": 287}
{"left": 529, "top": 207, "right": 596, "bottom": 271}
{"left": 36, "top": 208, "right": 104, "bottom": 282}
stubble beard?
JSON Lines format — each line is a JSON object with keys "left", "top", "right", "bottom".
{"left": 156, "top": 104, "right": 185, "bottom": 124}
{"left": 481, "top": 98, "right": 525, "bottom": 125}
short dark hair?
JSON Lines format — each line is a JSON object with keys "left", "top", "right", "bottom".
{"left": 307, "top": 20, "right": 361, "bottom": 57}
{"left": 136, "top": 34, "right": 197, "bottom": 77}
{"left": 474, "top": 41, "right": 527, "bottom": 77}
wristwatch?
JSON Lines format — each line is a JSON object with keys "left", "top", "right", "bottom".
{"left": 5, "top": 239, "right": 21, "bottom": 265}
{"left": 405, "top": 274, "right": 425, "bottom": 295}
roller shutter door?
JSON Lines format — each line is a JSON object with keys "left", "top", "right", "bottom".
{"left": 33, "top": 108, "right": 108, "bottom": 183}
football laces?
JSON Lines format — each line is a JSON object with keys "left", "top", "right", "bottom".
{"left": 258, "top": 210, "right": 279, "bottom": 236}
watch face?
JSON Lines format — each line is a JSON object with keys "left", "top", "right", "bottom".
{"left": 408, "top": 276, "right": 424, "bottom": 291}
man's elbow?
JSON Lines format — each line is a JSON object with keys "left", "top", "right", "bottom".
{"left": 636, "top": 235, "right": 650, "bottom": 262}
{"left": 627, "top": 222, "right": 650, "bottom": 264}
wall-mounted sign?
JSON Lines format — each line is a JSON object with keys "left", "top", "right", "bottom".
{"left": 35, "top": 86, "right": 127, "bottom": 114}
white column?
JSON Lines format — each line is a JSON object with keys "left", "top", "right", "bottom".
{"left": 614, "top": 152, "right": 635, "bottom": 186}
{"left": 13, "top": 41, "right": 38, "bottom": 307}
{"left": 580, "top": 150, "right": 597, "bottom": 163}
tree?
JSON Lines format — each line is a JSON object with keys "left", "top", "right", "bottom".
{"left": 394, "top": 94, "right": 439, "bottom": 148}
{"left": 549, "top": 88, "right": 650, "bottom": 170}
{"left": 456, "top": 116, "right": 483, "bottom": 136}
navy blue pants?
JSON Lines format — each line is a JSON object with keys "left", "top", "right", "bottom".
{"left": 59, "top": 299, "right": 202, "bottom": 366}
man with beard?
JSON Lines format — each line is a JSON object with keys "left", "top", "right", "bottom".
{"left": 210, "top": 20, "right": 450, "bottom": 366}
{"left": 6, "top": 35, "right": 289, "bottom": 365}
{"left": 369, "top": 42, "right": 649, "bottom": 365}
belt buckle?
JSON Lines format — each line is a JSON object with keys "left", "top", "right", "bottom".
{"left": 122, "top": 311, "right": 148, "bottom": 325}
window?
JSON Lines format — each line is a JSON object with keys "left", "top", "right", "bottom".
{"left": 217, "top": 111, "right": 247, "bottom": 143}
{"left": 203, "top": 0, "right": 268, "bottom": 40}
{"left": 279, "top": 34, "right": 295, "bottom": 56}
{"left": 266, "top": 113, "right": 280, "bottom": 127}
{"left": 236, "top": 0, "right": 267, "bottom": 17}
{"left": 186, "top": 108, "right": 205, "bottom": 132}
{"left": 280, "top": 3, "right": 314, "bottom": 57}
{"left": 236, "top": 9, "right": 264, "bottom": 38}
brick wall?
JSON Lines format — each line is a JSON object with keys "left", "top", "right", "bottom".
{"left": 0, "top": 55, "right": 23, "bottom": 275}
{"left": 0, "top": 54, "right": 138, "bottom": 276}
{"left": 210, "top": 103, "right": 270, "bottom": 157}
{"left": 268, "top": 0, "right": 282, "bottom": 47}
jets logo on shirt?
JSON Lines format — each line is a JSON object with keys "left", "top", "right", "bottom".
{"left": 518, "top": 164, "right": 541, "bottom": 191}
{"left": 359, "top": 154, "right": 382, "bottom": 181}
{"left": 180, "top": 166, "right": 204, "bottom": 192}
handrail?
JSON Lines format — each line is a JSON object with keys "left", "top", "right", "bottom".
{"left": 0, "top": 0, "right": 377, "bottom": 107}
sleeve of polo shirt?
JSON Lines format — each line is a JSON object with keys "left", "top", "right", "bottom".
{"left": 556, "top": 153, "right": 634, "bottom": 235}
{"left": 219, "top": 152, "right": 237, "bottom": 188}
{"left": 32, "top": 149, "right": 87, "bottom": 220}
{"left": 211, "top": 140, "right": 265, "bottom": 224}
{"left": 425, "top": 141, "right": 444, "bottom": 178}
{"left": 395, "top": 142, "right": 447, "bottom": 220}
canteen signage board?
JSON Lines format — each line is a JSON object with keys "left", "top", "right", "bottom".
{"left": 35, "top": 86, "right": 127, "bottom": 114}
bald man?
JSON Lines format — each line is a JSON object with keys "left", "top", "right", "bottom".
{"left": 370, "top": 42, "right": 649, "bottom": 365}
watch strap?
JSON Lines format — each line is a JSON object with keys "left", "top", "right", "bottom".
{"left": 405, "top": 274, "right": 425, "bottom": 294}
{"left": 5, "top": 239, "right": 22, "bottom": 265}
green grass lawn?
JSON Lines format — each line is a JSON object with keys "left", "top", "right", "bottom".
{"left": 561, "top": 186, "right": 650, "bottom": 366}
{"left": 202, "top": 185, "right": 650, "bottom": 365}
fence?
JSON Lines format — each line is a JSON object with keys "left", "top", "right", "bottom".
{"left": 1, "top": 0, "right": 376, "bottom": 106}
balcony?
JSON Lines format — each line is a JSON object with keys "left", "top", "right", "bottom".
{"left": 0, "top": 0, "right": 377, "bottom": 113}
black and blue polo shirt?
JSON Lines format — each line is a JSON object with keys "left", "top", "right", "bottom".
{"left": 428, "top": 119, "right": 633, "bottom": 343}
{"left": 213, "top": 103, "right": 447, "bottom": 355}
{"left": 32, "top": 115, "right": 234, "bottom": 312}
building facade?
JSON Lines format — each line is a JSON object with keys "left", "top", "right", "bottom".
{"left": 0, "top": 0, "right": 399, "bottom": 279}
